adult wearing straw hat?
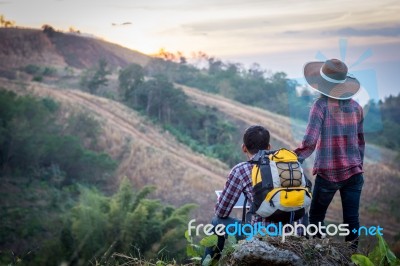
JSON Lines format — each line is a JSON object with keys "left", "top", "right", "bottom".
{"left": 294, "top": 58, "right": 365, "bottom": 249}
{"left": 304, "top": 58, "right": 360, "bottom": 99}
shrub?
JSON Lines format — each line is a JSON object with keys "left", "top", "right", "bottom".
{"left": 24, "top": 64, "right": 41, "bottom": 75}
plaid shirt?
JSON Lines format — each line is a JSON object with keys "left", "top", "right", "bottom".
{"left": 295, "top": 97, "right": 365, "bottom": 182}
{"left": 215, "top": 161, "right": 269, "bottom": 225}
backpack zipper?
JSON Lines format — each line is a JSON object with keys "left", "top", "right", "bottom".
{"left": 268, "top": 188, "right": 311, "bottom": 206}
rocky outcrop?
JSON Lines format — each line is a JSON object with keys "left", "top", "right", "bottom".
{"left": 218, "top": 236, "right": 354, "bottom": 266}
{"left": 224, "top": 239, "right": 303, "bottom": 266}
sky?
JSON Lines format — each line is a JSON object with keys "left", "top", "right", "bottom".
{"left": 1, "top": 0, "right": 400, "bottom": 103}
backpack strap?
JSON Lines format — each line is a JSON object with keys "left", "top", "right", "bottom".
{"left": 244, "top": 149, "right": 277, "bottom": 223}
{"left": 260, "top": 160, "right": 273, "bottom": 189}
{"left": 304, "top": 174, "right": 312, "bottom": 192}
{"left": 252, "top": 150, "right": 274, "bottom": 189}
{"left": 241, "top": 195, "right": 254, "bottom": 224}
{"left": 242, "top": 196, "right": 248, "bottom": 224}
{"left": 297, "top": 157, "right": 312, "bottom": 191}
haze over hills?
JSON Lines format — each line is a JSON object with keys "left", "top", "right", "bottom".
{"left": 0, "top": 26, "right": 399, "bottom": 249}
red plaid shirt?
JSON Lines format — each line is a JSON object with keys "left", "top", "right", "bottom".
{"left": 215, "top": 161, "right": 269, "bottom": 225}
{"left": 295, "top": 97, "right": 365, "bottom": 182}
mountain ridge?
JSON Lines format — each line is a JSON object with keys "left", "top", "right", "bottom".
{"left": 0, "top": 27, "right": 150, "bottom": 70}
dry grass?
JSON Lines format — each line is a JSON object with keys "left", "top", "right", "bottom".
{"left": 0, "top": 78, "right": 228, "bottom": 221}
{"left": 0, "top": 27, "right": 150, "bottom": 71}
{"left": 96, "top": 236, "right": 356, "bottom": 266}
{"left": 0, "top": 28, "right": 67, "bottom": 69}
{"left": 250, "top": 236, "right": 355, "bottom": 266}
{"left": 97, "top": 41, "right": 151, "bottom": 67}
{"left": 2, "top": 76, "right": 399, "bottom": 244}
{"left": 106, "top": 253, "right": 196, "bottom": 266}
{"left": 177, "top": 84, "right": 297, "bottom": 149}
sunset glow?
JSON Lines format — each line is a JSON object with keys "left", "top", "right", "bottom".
{"left": 2, "top": 0, "right": 399, "bottom": 98}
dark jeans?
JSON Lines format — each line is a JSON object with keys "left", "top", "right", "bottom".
{"left": 203, "top": 216, "right": 244, "bottom": 261}
{"left": 309, "top": 173, "right": 364, "bottom": 248}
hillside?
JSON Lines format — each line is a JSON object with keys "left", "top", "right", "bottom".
{"left": 176, "top": 84, "right": 398, "bottom": 165}
{"left": 0, "top": 27, "right": 150, "bottom": 70}
{"left": 0, "top": 78, "right": 228, "bottom": 221}
{"left": 0, "top": 26, "right": 399, "bottom": 249}
{"left": 3, "top": 76, "right": 399, "bottom": 241}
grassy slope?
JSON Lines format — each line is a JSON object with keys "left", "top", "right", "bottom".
{"left": 0, "top": 27, "right": 399, "bottom": 246}
{"left": 0, "top": 78, "right": 228, "bottom": 222}
{"left": 0, "top": 27, "right": 150, "bottom": 70}
{"left": 3, "top": 77, "right": 399, "bottom": 242}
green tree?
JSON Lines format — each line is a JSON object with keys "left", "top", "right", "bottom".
{"left": 0, "top": 91, "right": 57, "bottom": 174}
{"left": 0, "top": 90, "right": 116, "bottom": 184}
{"left": 80, "top": 59, "right": 111, "bottom": 94}
{"left": 51, "top": 178, "right": 196, "bottom": 264}
{"left": 122, "top": 74, "right": 242, "bottom": 167}
{"left": 135, "top": 75, "right": 189, "bottom": 123}
{"left": 42, "top": 24, "right": 56, "bottom": 37}
{"left": 364, "top": 94, "right": 400, "bottom": 155}
{"left": 118, "top": 63, "right": 144, "bottom": 102}
{"left": 0, "top": 90, "right": 118, "bottom": 265}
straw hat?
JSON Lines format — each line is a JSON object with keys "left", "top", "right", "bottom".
{"left": 304, "top": 59, "right": 360, "bottom": 99}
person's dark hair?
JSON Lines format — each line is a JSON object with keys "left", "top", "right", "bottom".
{"left": 243, "top": 125, "right": 270, "bottom": 154}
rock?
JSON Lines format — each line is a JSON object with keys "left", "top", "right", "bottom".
{"left": 315, "top": 244, "right": 322, "bottom": 250}
{"left": 224, "top": 239, "right": 304, "bottom": 266}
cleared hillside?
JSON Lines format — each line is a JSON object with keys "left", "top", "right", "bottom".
{"left": 0, "top": 78, "right": 229, "bottom": 221}
{"left": 0, "top": 27, "right": 150, "bottom": 70}
{"left": 176, "top": 84, "right": 397, "bottom": 165}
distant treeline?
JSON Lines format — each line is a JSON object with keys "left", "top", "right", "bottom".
{"left": 145, "top": 56, "right": 312, "bottom": 121}
{"left": 142, "top": 56, "right": 400, "bottom": 156}
{"left": 364, "top": 93, "right": 400, "bottom": 154}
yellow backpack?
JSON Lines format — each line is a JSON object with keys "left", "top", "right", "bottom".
{"left": 248, "top": 148, "right": 312, "bottom": 223}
